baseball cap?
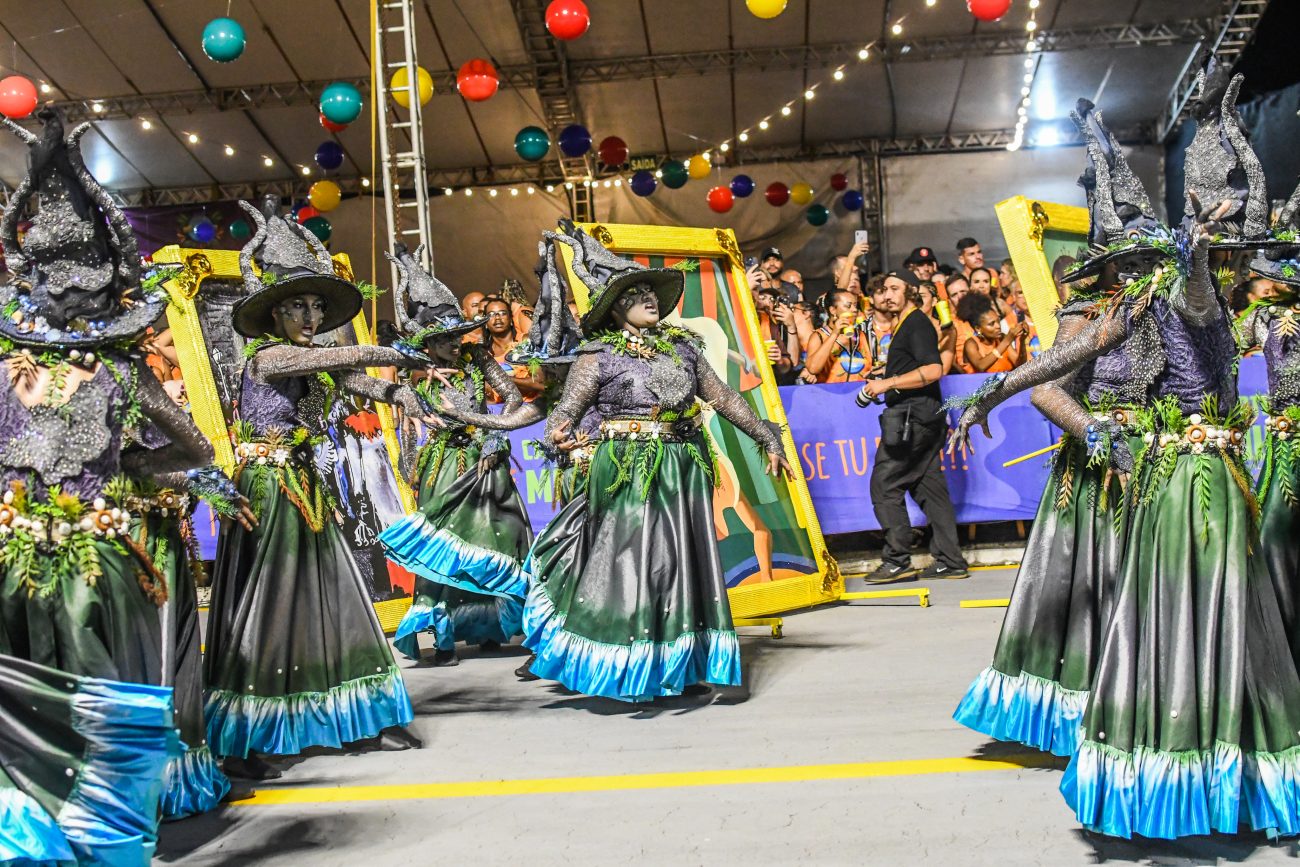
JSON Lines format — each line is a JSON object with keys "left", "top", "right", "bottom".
{"left": 904, "top": 246, "right": 937, "bottom": 266}
{"left": 884, "top": 269, "right": 920, "bottom": 287}
{"left": 761, "top": 247, "right": 783, "bottom": 262}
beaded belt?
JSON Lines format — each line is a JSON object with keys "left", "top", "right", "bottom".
{"left": 1092, "top": 408, "right": 1138, "bottom": 429}
{"left": 601, "top": 417, "right": 702, "bottom": 442}
{"left": 236, "top": 441, "right": 294, "bottom": 466}
{"left": 569, "top": 444, "right": 595, "bottom": 466}
{"left": 0, "top": 492, "right": 132, "bottom": 543}
{"left": 1266, "top": 414, "right": 1296, "bottom": 441}
{"left": 123, "top": 490, "right": 191, "bottom": 517}
{"left": 1142, "top": 421, "right": 1245, "bottom": 455}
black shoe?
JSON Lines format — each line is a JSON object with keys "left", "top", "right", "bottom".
{"left": 862, "top": 563, "right": 919, "bottom": 584}
{"left": 222, "top": 753, "right": 281, "bottom": 781}
{"left": 919, "top": 562, "right": 969, "bottom": 580}
{"left": 378, "top": 726, "right": 423, "bottom": 751}
{"left": 515, "top": 655, "right": 540, "bottom": 681}
{"left": 479, "top": 639, "right": 502, "bottom": 653}
{"left": 681, "top": 683, "right": 712, "bottom": 697}
{"left": 433, "top": 648, "right": 459, "bottom": 667}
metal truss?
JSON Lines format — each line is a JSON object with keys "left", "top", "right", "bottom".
{"left": 1155, "top": 0, "right": 1269, "bottom": 141}
{"left": 108, "top": 124, "right": 1155, "bottom": 207}
{"left": 40, "top": 18, "right": 1211, "bottom": 125}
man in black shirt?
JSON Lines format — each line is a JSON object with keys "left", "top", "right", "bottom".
{"left": 858, "top": 272, "right": 968, "bottom": 583}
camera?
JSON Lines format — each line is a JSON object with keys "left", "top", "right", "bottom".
{"left": 855, "top": 372, "right": 887, "bottom": 408}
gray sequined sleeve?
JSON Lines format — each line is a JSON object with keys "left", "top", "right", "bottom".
{"left": 1176, "top": 238, "right": 1221, "bottom": 327}
{"left": 1239, "top": 307, "right": 1270, "bottom": 353}
{"left": 443, "top": 401, "right": 547, "bottom": 431}
{"left": 467, "top": 343, "right": 523, "bottom": 416}
{"left": 957, "top": 312, "right": 1128, "bottom": 430}
{"left": 543, "top": 352, "right": 601, "bottom": 446}
{"left": 332, "top": 369, "right": 425, "bottom": 419}
{"left": 1028, "top": 308, "right": 1095, "bottom": 439}
{"left": 122, "top": 358, "right": 215, "bottom": 481}
{"left": 695, "top": 353, "right": 783, "bottom": 455}
{"left": 251, "top": 343, "right": 414, "bottom": 381}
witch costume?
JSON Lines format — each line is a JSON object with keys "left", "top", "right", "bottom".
{"left": 520, "top": 224, "right": 785, "bottom": 702}
{"left": 0, "top": 110, "right": 215, "bottom": 861}
{"left": 1240, "top": 189, "right": 1300, "bottom": 671}
{"left": 377, "top": 244, "right": 534, "bottom": 664}
{"left": 952, "top": 70, "right": 1300, "bottom": 839}
{"left": 203, "top": 197, "right": 428, "bottom": 759}
{"left": 952, "top": 99, "right": 1153, "bottom": 757}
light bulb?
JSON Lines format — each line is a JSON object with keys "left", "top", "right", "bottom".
{"left": 614, "top": 179, "right": 622, "bottom": 187}
{"left": 224, "top": 145, "right": 235, "bottom": 156}
{"left": 1029, "top": 0, "right": 1040, "bottom": 7}
{"left": 39, "top": 82, "right": 51, "bottom": 94}
{"left": 1021, "top": 86, "right": 1031, "bottom": 97}
{"left": 1025, "top": 20, "right": 1036, "bottom": 32}
{"left": 833, "top": 69, "right": 845, "bottom": 81}
{"left": 1024, "top": 57, "right": 1034, "bottom": 69}
{"left": 263, "top": 156, "right": 274, "bottom": 167}
{"left": 465, "top": 188, "right": 473, "bottom": 196}
{"left": 780, "top": 105, "right": 792, "bottom": 117}
{"left": 858, "top": 47, "right": 869, "bottom": 60}
{"left": 738, "top": 132, "right": 749, "bottom": 142}
{"left": 1006, "top": 141, "right": 1021, "bottom": 152}
{"left": 805, "top": 89, "right": 815, "bottom": 100}
{"left": 510, "top": 187, "right": 519, "bottom": 196}
{"left": 1024, "top": 73, "right": 1034, "bottom": 83}
{"left": 187, "top": 133, "right": 199, "bottom": 144}
{"left": 141, "top": 119, "right": 152, "bottom": 130}
{"left": 527, "top": 186, "right": 535, "bottom": 194}
{"left": 654, "top": 170, "right": 663, "bottom": 178}
{"left": 361, "top": 177, "right": 371, "bottom": 187}
{"left": 301, "top": 166, "right": 311, "bottom": 176}
{"left": 91, "top": 102, "right": 104, "bottom": 113}
{"left": 565, "top": 181, "right": 574, "bottom": 189}
{"left": 602, "top": 180, "right": 611, "bottom": 188}
{"left": 891, "top": 22, "right": 902, "bottom": 35}
{"left": 489, "top": 188, "right": 498, "bottom": 197}
{"left": 759, "top": 120, "right": 770, "bottom": 130}
{"left": 546, "top": 185, "right": 555, "bottom": 192}
{"left": 719, "top": 142, "right": 730, "bottom": 152}
{"left": 1025, "top": 40, "right": 1037, "bottom": 51}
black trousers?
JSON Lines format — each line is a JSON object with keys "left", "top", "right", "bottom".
{"left": 869, "top": 415, "right": 966, "bottom": 570}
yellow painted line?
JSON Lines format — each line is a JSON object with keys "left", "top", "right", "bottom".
{"left": 236, "top": 754, "right": 1056, "bottom": 806}
{"left": 970, "top": 564, "right": 1019, "bottom": 572}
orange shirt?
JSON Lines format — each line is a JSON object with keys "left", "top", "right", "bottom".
{"left": 964, "top": 333, "right": 1017, "bottom": 373}
{"left": 954, "top": 320, "right": 977, "bottom": 374}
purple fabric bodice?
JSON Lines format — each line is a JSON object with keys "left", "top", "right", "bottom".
{"left": 1261, "top": 312, "right": 1300, "bottom": 411}
{"left": 1077, "top": 344, "right": 1138, "bottom": 407}
{"left": 585, "top": 340, "right": 700, "bottom": 419}
{"left": 1147, "top": 296, "right": 1238, "bottom": 413}
{"left": 0, "top": 357, "right": 128, "bottom": 500}
{"left": 237, "top": 365, "right": 311, "bottom": 436}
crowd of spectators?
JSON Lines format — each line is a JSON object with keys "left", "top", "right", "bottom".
{"left": 748, "top": 236, "right": 1042, "bottom": 389}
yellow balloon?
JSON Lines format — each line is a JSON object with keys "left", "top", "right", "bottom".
{"left": 790, "top": 182, "right": 813, "bottom": 205}
{"left": 309, "top": 180, "right": 342, "bottom": 212}
{"left": 687, "top": 155, "right": 711, "bottom": 180}
{"left": 746, "top": 0, "right": 787, "bottom": 19}
{"left": 390, "top": 66, "right": 434, "bottom": 109}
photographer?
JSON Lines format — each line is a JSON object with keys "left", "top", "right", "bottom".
{"left": 858, "top": 272, "right": 968, "bottom": 584}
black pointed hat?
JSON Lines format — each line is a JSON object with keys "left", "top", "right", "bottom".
{"left": 385, "top": 242, "right": 484, "bottom": 342}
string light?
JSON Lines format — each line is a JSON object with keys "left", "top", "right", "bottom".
{"left": 738, "top": 132, "right": 749, "bottom": 142}
{"left": 140, "top": 119, "right": 152, "bottom": 130}
{"left": 780, "top": 105, "right": 792, "bottom": 117}
{"left": 719, "top": 142, "right": 729, "bottom": 152}
{"left": 527, "top": 186, "right": 535, "bottom": 194}
{"left": 300, "top": 165, "right": 311, "bottom": 176}
{"left": 444, "top": 187, "right": 454, "bottom": 195}
{"left": 833, "top": 68, "right": 845, "bottom": 81}
{"left": 804, "top": 88, "right": 815, "bottom": 100}
{"left": 39, "top": 82, "right": 50, "bottom": 94}
{"left": 758, "top": 120, "right": 769, "bottom": 130}
{"left": 891, "top": 22, "right": 903, "bottom": 35}
{"left": 224, "top": 145, "right": 235, "bottom": 156}
{"left": 263, "top": 156, "right": 274, "bottom": 167}
{"left": 1010, "top": 0, "right": 1041, "bottom": 151}
{"left": 545, "top": 184, "right": 555, "bottom": 192}
{"left": 858, "top": 47, "right": 869, "bottom": 60}
{"left": 489, "top": 188, "right": 498, "bottom": 197}
{"left": 465, "top": 188, "right": 473, "bottom": 196}
{"left": 186, "top": 132, "right": 199, "bottom": 144}
{"left": 91, "top": 102, "right": 104, "bottom": 113}
{"left": 510, "top": 187, "right": 519, "bottom": 196}
{"left": 361, "top": 178, "right": 371, "bottom": 187}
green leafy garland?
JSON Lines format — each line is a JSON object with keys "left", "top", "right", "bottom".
{"left": 0, "top": 484, "right": 129, "bottom": 599}
{"left": 594, "top": 324, "right": 702, "bottom": 364}
{"left": 1258, "top": 405, "right": 1300, "bottom": 508}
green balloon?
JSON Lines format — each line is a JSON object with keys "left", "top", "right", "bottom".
{"left": 514, "top": 126, "right": 551, "bottom": 162}
{"left": 229, "top": 218, "right": 252, "bottom": 240}
{"left": 660, "top": 159, "right": 689, "bottom": 189}
{"left": 805, "top": 204, "right": 830, "bottom": 227}
{"left": 303, "top": 215, "right": 332, "bottom": 242}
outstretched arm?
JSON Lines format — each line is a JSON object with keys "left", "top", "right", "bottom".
{"left": 124, "top": 359, "right": 215, "bottom": 480}
{"left": 442, "top": 400, "right": 547, "bottom": 431}
{"left": 251, "top": 343, "right": 425, "bottom": 382}
{"left": 950, "top": 311, "right": 1127, "bottom": 455}
{"left": 695, "top": 353, "right": 791, "bottom": 478}
{"left": 332, "top": 369, "right": 427, "bottom": 420}
{"left": 467, "top": 343, "right": 523, "bottom": 415}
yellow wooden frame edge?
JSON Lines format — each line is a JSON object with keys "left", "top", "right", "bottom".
{"left": 994, "top": 196, "right": 1089, "bottom": 351}
{"left": 565, "top": 222, "right": 842, "bottom": 617}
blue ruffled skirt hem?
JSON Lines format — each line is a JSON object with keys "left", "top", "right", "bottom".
{"left": 521, "top": 583, "right": 742, "bottom": 702}
{"left": 953, "top": 666, "right": 1087, "bottom": 758}
{"left": 0, "top": 787, "right": 74, "bottom": 865}
{"left": 160, "top": 746, "right": 231, "bottom": 820}
{"left": 380, "top": 516, "right": 528, "bottom": 599}
{"left": 392, "top": 599, "right": 523, "bottom": 659}
{"left": 1062, "top": 739, "right": 1300, "bottom": 839}
{"left": 204, "top": 666, "right": 414, "bottom": 759}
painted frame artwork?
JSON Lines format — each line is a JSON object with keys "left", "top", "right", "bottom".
{"left": 994, "top": 197, "right": 1091, "bottom": 350}
{"left": 151, "top": 245, "right": 415, "bottom": 621}
{"left": 564, "top": 223, "right": 840, "bottom": 618}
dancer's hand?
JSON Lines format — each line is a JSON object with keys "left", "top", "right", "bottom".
{"left": 229, "top": 495, "right": 258, "bottom": 531}
{"left": 948, "top": 408, "right": 991, "bottom": 456}
{"left": 765, "top": 452, "right": 793, "bottom": 480}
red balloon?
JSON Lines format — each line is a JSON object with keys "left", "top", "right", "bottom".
{"left": 457, "top": 59, "right": 499, "bottom": 102}
{"left": 830, "top": 173, "right": 848, "bottom": 192}
{"left": 546, "top": 0, "right": 590, "bottom": 40}
{"left": 966, "top": 0, "right": 1011, "bottom": 21}
{"left": 598, "top": 136, "right": 629, "bottom": 167}
{"left": 707, "top": 186, "right": 734, "bottom": 214}
{"left": 296, "top": 206, "right": 321, "bottom": 225}
{"left": 319, "top": 113, "right": 348, "bottom": 133}
{"left": 0, "top": 76, "right": 38, "bottom": 119}
{"left": 765, "top": 182, "right": 790, "bottom": 207}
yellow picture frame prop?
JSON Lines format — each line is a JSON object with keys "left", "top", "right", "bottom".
{"left": 994, "top": 197, "right": 1090, "bottom": 350}
{"left": 563, "top": 222, "right": 841, "bottom": 618}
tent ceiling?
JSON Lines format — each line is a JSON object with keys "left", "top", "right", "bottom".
{"left": 0, "top": 0, "right": 1228, "bottom": 198}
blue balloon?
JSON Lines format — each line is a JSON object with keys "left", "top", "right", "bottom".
{"left": 842, "top": 189, "right": 864, "bottom": 212}
{"left": 191, "top": 218, "right": 217, "bottom": 243}
{"left": 320, "top": 82, "right": 363, "bottom": 125}
{"left": 630, "top": 170, "right": 657, "bottom": 197}
{"left": 558, "top": 124, "right": 592, "bottom": 158}
{"left": 202, "top": 17, "right": 245, "bottom": 63}
{"left": 730, "top": 174, "right": 755, "bottom": 198}
{"left": 315, "top": 140, "right": 345, "bottom": 172}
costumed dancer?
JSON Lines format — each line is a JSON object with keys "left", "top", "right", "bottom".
{"left": 0, "top": 110, "right": 216, "bottom": 859}
{"left": 522, "top": 224, "right": 793, "bottom": 701}
{"left": 378, "top": 245, "right": 534, "bottom": 666}
{"left": 953, "top": 71, "right": 1300, "bottom": 839}
{"left": 952, "top": 100, "right": 1154, "bottom": 757}
{"left": 204, "top": 197, "right": 431, "bottom": 770}
{"left": 427, "top": 227, "right": 592, "bottom": 680}
{"left": 1240, "top": 188, "right": 1300, "bottom": 670}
